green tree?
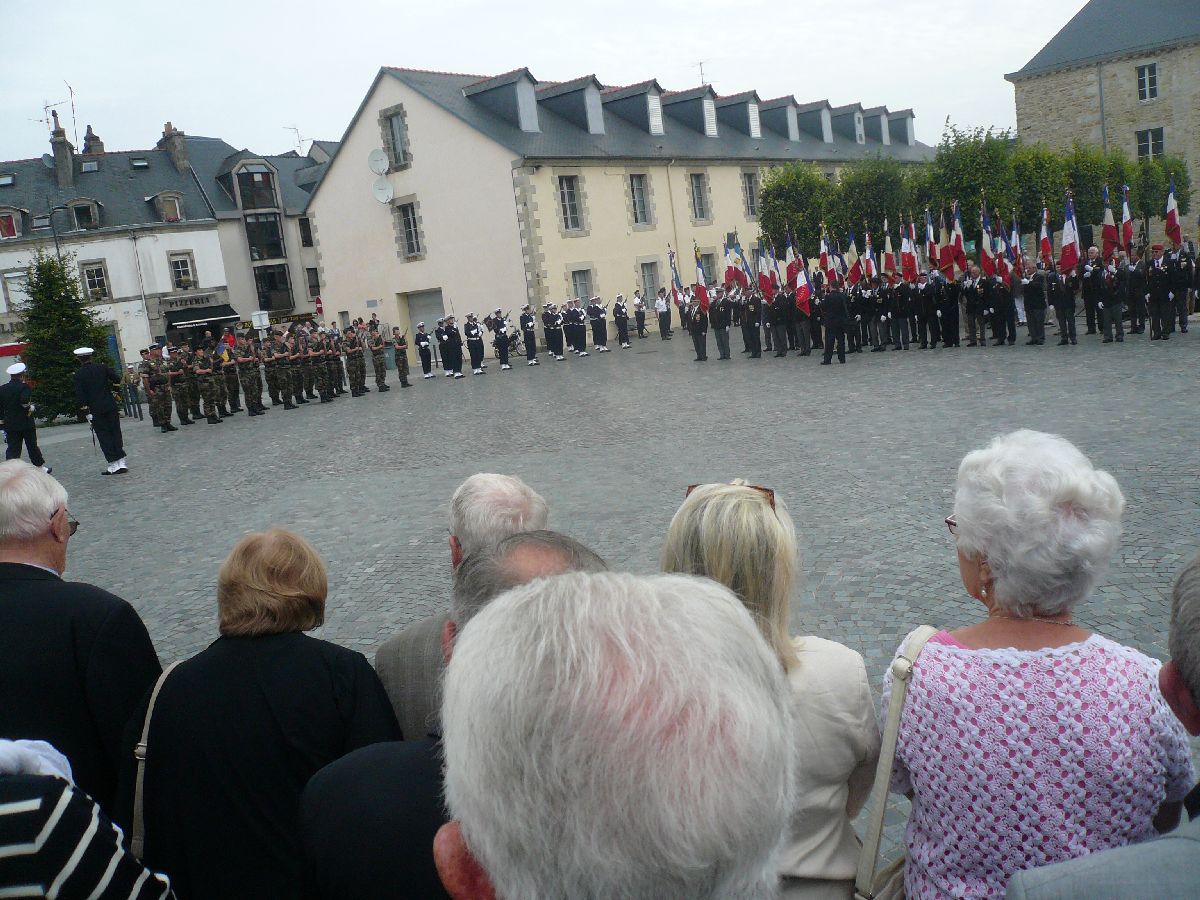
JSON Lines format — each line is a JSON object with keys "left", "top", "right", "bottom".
{"left": 902, "top": 164, "right": 938, "bottom": 220}
{"left": 759, "top": 162, "right": 834, "bottom": 254}
{"left": 1010, "top": 143, "right": 1068, "bottom": 237}
{"left": 930, "top": 123, "right": 1016, "bottom": 223}
{"left": 1130, "top": 157, "right": 1168, "bottom": 228}
{"left": 1161, "top": 155, "right": 1192, "bottom": 216}
{"left": 19, "top": 249, "right": 113, "bottom": 423}
{"left": 1064, "top": 142, "right": 1109, "bottom": 226}
{"left": 826, "top": 156, "right": 909, "bottom": 241}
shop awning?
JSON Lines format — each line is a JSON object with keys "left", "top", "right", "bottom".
{"left": 164, "top": 304, "right": 241, "bottom": 330}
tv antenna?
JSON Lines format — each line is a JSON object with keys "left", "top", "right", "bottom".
{"left": 695, "top": 60, "right": 709, "bottom": 85}
{"left": 284, "top": 125, "right": 307, "bottom": 154}
{"left": 34, "top": 96, "right": 69, "bottom": 131}
{"left": 63, "top": 81, "right": 79, "bottom": 146}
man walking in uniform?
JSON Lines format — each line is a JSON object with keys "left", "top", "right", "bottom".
{"left": 0, "top": 363, "right": 50, "bottom": 472}
{"left": 72, "top": 348, "right": 127, "bottom": 474}
{"left": 632, "top": 291, "right": 648, "bottom": 338}
{"left": 820, "top": 278, "right": 850, "bottom": 364}
{"left": 442, "top": 315, "right": 465, "bottom": 378}
{"left": 654, "top": 289, "right": 672, "bottom": 339}
{"left": 688, "top": 299, "right": 709, "bottom": 361}
{"left": 519, "top": 306, "right": 540, "bottom": 364}
{"left": 710, "top": 289, "right": 732, "bottom": 360}
{"left": 587, "top": 297, "right": 610, "bottom": 352}
{"left": 464, "top": 313, "right": 487, "bottom": 375}
{"left": 1148, "top": 243, "right": 1172, "bottom": 340}
{"left": 390, "top": 327, "right": 412, "bottom": 387}
{"left": 488, "top": 308, "right": 513, "bottom": 370}
{"left": 612, "top": 295, "right": 630, "bottom": 348}
{"left": 369, "top": 327, "right": 390, "bottom": 391}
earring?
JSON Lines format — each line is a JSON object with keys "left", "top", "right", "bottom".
{"left": 980, "top": 585, "right": 988, "bottom": 601}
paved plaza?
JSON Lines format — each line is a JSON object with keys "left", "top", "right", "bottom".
{"left": 43, "top": 325, "right": 1198, "bottom": 676}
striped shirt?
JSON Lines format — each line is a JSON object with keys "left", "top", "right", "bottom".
{"left": 0, "top": 774, "right": 173, "bottom": 899}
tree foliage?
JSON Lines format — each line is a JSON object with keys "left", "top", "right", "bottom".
{"left": 19, "top": 249, "right": 113, "bottom": 423}
{"left": 757, "top": 122, "right": 1192, "bottom": 255}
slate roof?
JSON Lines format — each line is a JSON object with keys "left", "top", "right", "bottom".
{"left": 1006, "top": 0, "right": 1200, "bottom": 79}
{"left": 377, "top": 68, "right": 932, "bottom": 166}
{"left": 0, "top": 148, "right": 214, "bottom": 233}
{"left": 184, "top": 135, "right": 335, "bottom": 215}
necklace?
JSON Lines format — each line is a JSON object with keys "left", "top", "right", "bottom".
{"left": 988, "top": 613, "right": 1078, "bottom": 627}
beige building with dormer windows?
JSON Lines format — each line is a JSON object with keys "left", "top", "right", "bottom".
{"left": 305, "top": 66, "right": 933, "bottom": 338}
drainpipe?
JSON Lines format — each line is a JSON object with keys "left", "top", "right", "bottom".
{"left": 664, "top": 158, "right": 681, "bottom": 254}
{"left": 1097, "top": 62, "right": 1108, "bottom": 153}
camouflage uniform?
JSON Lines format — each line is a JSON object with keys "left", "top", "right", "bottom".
{"left": 262, "top": 335, "right": 282, "bottom": 405}
{"left": 369, "top": 331, "right": 390, "bottom": 390}
{"left": 300, "top": 332, "right": 316, "bottom": 398}
{"left": 237, "top": 338, "right": 266, "bottom": 415}
{"left": 391, "top": 331, "right": 411, "bottom": 387}
{"left": 342, "top": 330, "right": 363, "bottom": 396}
{"left": 221, "top": 335, "right": 242, "bottom": 411}
{"left": 286, "top": 335, "right": 306, "bottom": 405}
{"left": 167, "top": 351, "right": 194, "bottom": 424}
{"left": 194, "top": 349, "right": 220, "bottom": 423}
{"left": 328, "top": 333, "right": 345, "bottom": 394}
{"left": 144, "top": 355, "right": 174, "bottom": 430}
{"left": 309, "top": 333, "right": 330, "bottom": 401}
{"left": 210, "top": 346, "right": 230, "bottom": 416}
{"left": 137, "top": 357, "right": 159, "bottom": 427}
{"left": 183, "top": 351, "right": 202, "bottom": 419}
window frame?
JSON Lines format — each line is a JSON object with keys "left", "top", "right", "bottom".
{"left": 629, "top": 174, "right": 650, "bottom": 226}
{"left": 252, "top": 263, "right": 294, "bottom": 313}
{"left": 1137, "top": 63, "right": 1158, "bottom": 101}
{"left": 399, "top": 202, "right": 422, "bottom": 256}
{"left": 0, "top": 209, "right": 19, "bottom": 239}
{"left": 168, "top": 251, "right": 196, "bottom": 290}
{"left": 559, "top": 175, "right": 583, "bottom": 231}
{"left": 742, "top": 171, "right": 760, "bottom": 219}
{"left": 0, "top": 173, "right": 14, "bottom": 187}
{"left": 689, "top": 172, "right": 710, "bottom": 222}
{"left": 700, "top": 252, "right": 717, "bottom": 286}
{"left": 639, "top": 260, "right": 660, "bottom": 298}
{"left": 388, "top": 114, "right": 408, "bottom": 167}
{"left": 244, "top": 212, "right": 286, "bottom": 261}
{"left": 236, "top": 164, "right": 278, "bottom": 210}
{"left": 298, "top": 216, "right": 314, "bottom": 247}
{"left": 1136, "top": 127, "right": 1164, "bottom": 160}
{"left": 306, "top": 267, "right": 320, "bottom": 298}
{"left": 72, "top": 202, "right": 98, "bottom": 230}
{"left": 570, "top": 268, "right": 593, "bottom": 300}
{"left": 79, "top": 259, "right": 110, "bottom": 301}
{"left": 1, "top": 270, "right": 28, "bottom": 313}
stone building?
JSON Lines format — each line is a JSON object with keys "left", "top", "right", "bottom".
{"left": 0, "top": 119, "right": 336, "bottom": 363}
{"left": 1006, "top": 0, "right": 1200, "bottom": 193}
{"left": 305, "top": 66, "right": 933, "bottom": 336}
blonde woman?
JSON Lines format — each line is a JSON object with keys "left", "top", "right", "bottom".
{"left": 120, "top": 528, "right": 400, "bottom": 900}
{"left": 662, "top": 481, "right": 879, "bottom": 899}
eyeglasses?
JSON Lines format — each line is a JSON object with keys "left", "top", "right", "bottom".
{"left": 686, "top": 483, "right": 776, "bottom": 510}
{"left": 945, "top": 514, "right": 958, "bottom": 536}
{"left": 51, "top": 507, "right": 80, "bottom": 536}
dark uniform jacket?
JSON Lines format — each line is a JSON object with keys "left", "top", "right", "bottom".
{"left": 0, "top": 378, "right": 34, "bottom": 430}
{"left": 688, "top": 307, "right": 709, "bottom": 333}
{"left": 73, "top": 362, "right": 120, "bottom": 415}
{"left": 822, "top": 290, "right": 851, "bottom": 327}
{"left": 415, "top": 330, "right": 432, "bottom": 351}
{"left": 710, "top": 299, "right": 732, "bottom": 328}
{"left": 1081, "top": 259, "right": 1110, "bottom": 301}
{"left": 1147, "top": 257, "right": 1172, "bottom": 301}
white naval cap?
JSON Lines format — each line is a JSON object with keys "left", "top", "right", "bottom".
{"left": 73, "top": 347, "right": 94, "bottom": 356}
{"left": 6, "top": 362, "right": 26, "bottom": 375}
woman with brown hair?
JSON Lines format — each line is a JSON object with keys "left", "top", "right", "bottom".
{"left": 119, "top": 528, "right": 400, "bottom": 900}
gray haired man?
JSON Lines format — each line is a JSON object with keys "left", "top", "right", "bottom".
{"left": 1007, "top": 550, "right": 1200, "bottom": 898}
{"left": 434, "top": 572, "right": 795, "bottom": 899}
{"left": 374, "top": 474, "right": 548, "bottom": 738}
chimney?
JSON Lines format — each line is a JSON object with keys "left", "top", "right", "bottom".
{"left": 49, "top": 110, "right": 75, "bottom": 190}
{"left": 82, "top": 124, "right": 105, "bottom": 156}
{"left": 156, "top": 121, "right": 189, "bottom": 173}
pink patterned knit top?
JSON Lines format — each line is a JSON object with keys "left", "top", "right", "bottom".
{"left": 881, "top": 629, "right": 1195, "bottom": 899}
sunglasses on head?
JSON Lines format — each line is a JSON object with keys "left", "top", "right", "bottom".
{"left": 686, "top": 483, "right": 776, "bottom": 510}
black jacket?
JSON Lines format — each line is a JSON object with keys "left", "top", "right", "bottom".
{"left": 710, "top": 299, "right": 732, "bottom": 328}
{"left": 303, "top": 740, "right": 450, "bottom": 900}
{"left": 73, "top": 361, "right": 120, "bottom": 415}
{"left": 0, "top": 378, "right": 34, "bottom": 430}
{"left": 0, "top": 563, "right": 160, "bottom": 817}
{"left": 822, "top": 290, "right": 851, "bottom": 327}
{"left": 119, "top": 632, "right": 400, "bottom": 900}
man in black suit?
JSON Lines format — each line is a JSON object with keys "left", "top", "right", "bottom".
{"left": 71, "top": 347, "right": 126, "bottom": 474}
{"left": 820, "top": 279, "right": 851, "bottom": 364}
{"left": 0, "top": 362, "right": 49, "bottom": 472}
{"left": 0, "top": 460, "right": 161, "bottom": 816}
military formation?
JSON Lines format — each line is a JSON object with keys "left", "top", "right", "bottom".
{"left": 137, "top": 319, "right": 411, "bottom": 433}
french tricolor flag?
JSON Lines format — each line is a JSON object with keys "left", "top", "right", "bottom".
{"left": 1039, "top": 207, "right": 1053, "bottom": 265}
{"left": 1120, "top": 186, "right": 1134, "bottom": 253}
{"left": 795, "top": 256, "right": 813, "bottom": 311}
{"left": 693, "top": 245, "right": 709, "bottom": 312}
{"left": 979, "top": 205, "right": 996, "bottom": 277}
{"left": 1058, "top": 196, "right": 1081, "bottom": 274}
{"left": 844, "top": 230, "right": 863, "bottom": 285}
{"left": 900, "top": 220, "right": 918, "bottom": 282}
{"left": 1166, "top": 175, "right": 1182, "bottom": 246}
{"left": 925, "top": 209, "right": 937, "bottom": 274}
{"left": 951, "top": 201, "right": 968, "bottom": 274}
{"left": 1101, "top": 185, "right": 1119, "bottom": 261}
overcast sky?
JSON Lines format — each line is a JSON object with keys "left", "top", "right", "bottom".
{"left": 3, "top": 0, "right": 1087, "bottom": 161}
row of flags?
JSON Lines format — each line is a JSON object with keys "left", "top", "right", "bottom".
{"left": 663, "top": 178, "right": 1184, "bottom": 309}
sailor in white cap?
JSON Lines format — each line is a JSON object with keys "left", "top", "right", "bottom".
{"left": 0, "top": 362, "right": 50, "bottom": 473}
{"left": 414, "top": 322, "right": 434, "bottom": 378}
{"left": 519, "top": 304, "right": 539, "bottom": 366}
{"left": 72, "top": 347, "right": 128, "bottom": 474}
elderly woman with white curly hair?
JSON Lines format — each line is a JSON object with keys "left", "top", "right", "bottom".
{"left": 883, "top": 430, "right": 1194, "bottom": 898}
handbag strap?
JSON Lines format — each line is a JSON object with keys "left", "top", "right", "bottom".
{"left": 853, "top": 625, "right": 938, "bottom": 899}
{"left": 130, "top": 660, "right": 182, "bottom": 860}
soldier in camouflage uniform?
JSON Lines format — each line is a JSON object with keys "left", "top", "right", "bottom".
{"left": 342, "top": 326, "right": 363, "bottom": 397}
{"left": 263, "top": 331, "right": 282, "bottom": 406}
{"left": 325, "top": 331, "right": 342, "bottom": 396}
{"left": 166, "top": 346, "right": 195, "bottom": 425}
{"left": 391, "top": 327, "right": 411, "bottom": 388}
{"left": 183, "top": 345, "right": 202, "bottom": 420}
{"left": 236, "top": 335, "right": 266, "bottom": 416}
{"left": 193, "top": 345, "right": 222, "bottom": 424}
{"left": 137, "top": 349, "right": 160, "bottom": 428}
{"left": 369, "top": 328, "right": 390, "bottom": 391}
{"left": 300, "top": 328, "right": 317, "bottom": 399}
{"left": 222, "top": 327, "right": 242, "bottom": 412}
{"left": 207, "top": 338, "right": 232, "bottom": 418}
{"left": 141, "top": 347, "right": 175, "bottom": 432}
{"left": 285, "top": 330, "right": 306, "bottom": 406}
{"left": 309, "top": 329, "right": 331, "bottom": 402}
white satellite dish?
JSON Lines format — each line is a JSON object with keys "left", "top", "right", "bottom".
{"left": 367, "top": 149, "right": 389, "bottom": 175}
{"left": 372, "top": 177, "right": 394, "bottom": 203}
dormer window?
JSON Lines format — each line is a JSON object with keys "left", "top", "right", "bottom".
{"left": 0, "top": 210, "right": 19, "bottom": 239}
{"left": 747, "top": 103, "right": 761, "bottom": 139}
{"left": 647, "top": 94, "right": 664, "bottom": 136}
{"left": 32, "top": 215, "right": 50, "bottom": 230}
{"left": 81, "top": 160, "right": 99, "bottom": 173}
{"left": 131, "top": 157, "right": 149, "bottom": 169}
{"left": 0, "top": 174, "right": 14, "bottom": 187}
{"left": 72, "top": 203, "right": 98, "bottom": 230}
{"left": 236, "top": 164, "right": 277, "bottom": 210}
{"left": 702, "top": 96, "right": 718, "bottom": 136}
{"left": 153, "top": 193, "right": 184, "bottom": 223}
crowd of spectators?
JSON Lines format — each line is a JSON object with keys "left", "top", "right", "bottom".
{"left": 0, "top": 438, "right": 1197, "bottom": 899}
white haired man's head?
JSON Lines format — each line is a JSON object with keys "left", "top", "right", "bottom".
{"left": 1162, "top": 550, "right": 1200, "bottom": 736}
{"left": 447, "top": 474, "right": 548, "bottom": 568}
{"left": 953, "top": 429, "right": 1124, "bottom": 618}
{"left": 435, "top": 571, "right": 795, "bottom": 900}
{"left": 0, "top": 460, "right": 73, "bottom": 574}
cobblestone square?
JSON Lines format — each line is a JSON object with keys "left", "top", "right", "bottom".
{"left": 46, "top": 329, "right": 1199, "bottom": 677}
